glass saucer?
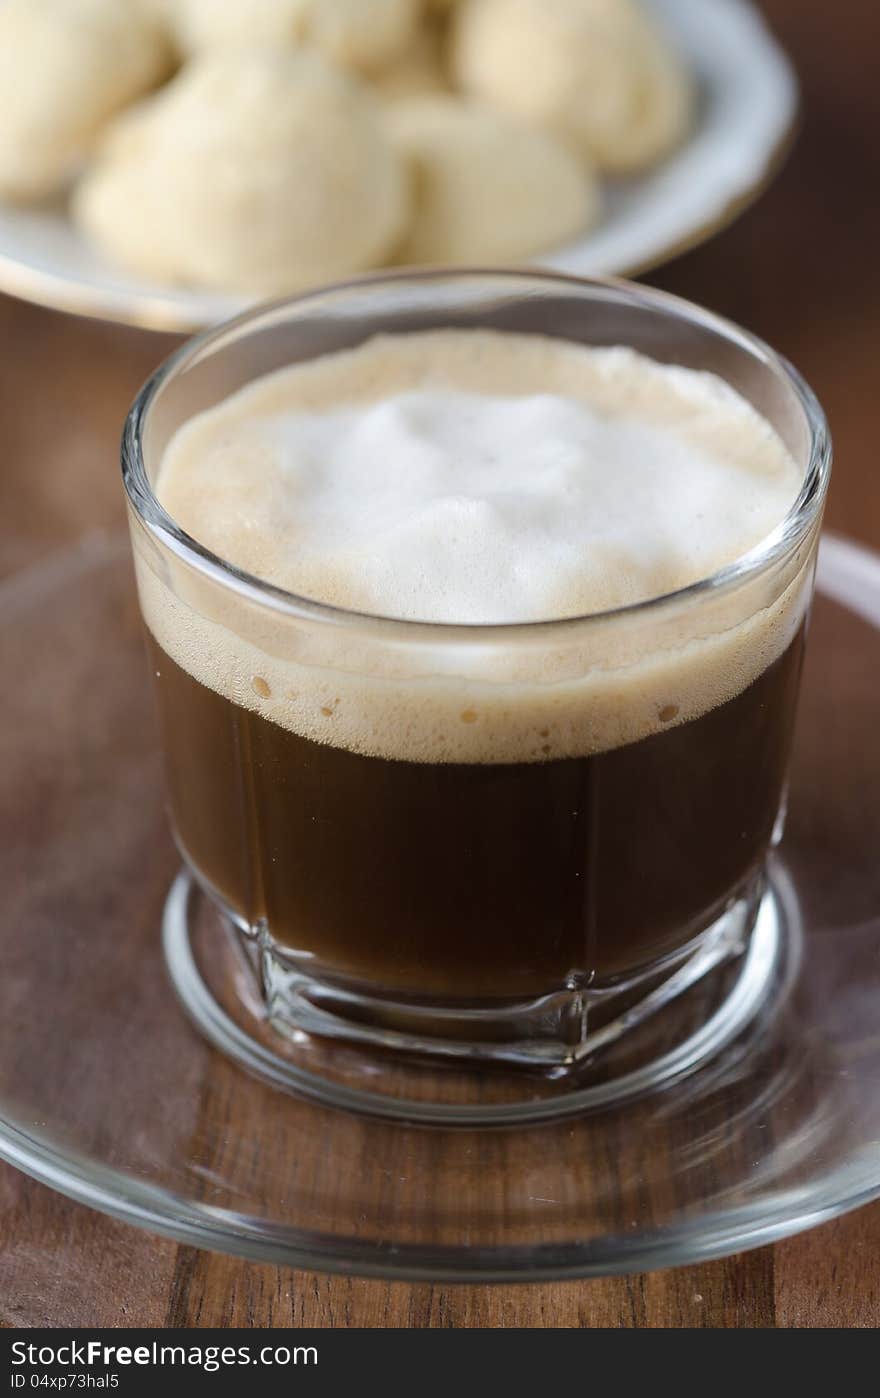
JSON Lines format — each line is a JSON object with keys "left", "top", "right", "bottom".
{"left": 0, "top": 531, "right": 878, "bottom": 1280}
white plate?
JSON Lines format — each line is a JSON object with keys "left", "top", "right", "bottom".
{"left": 0, "top": 0, "right": 797, "bottom": 332}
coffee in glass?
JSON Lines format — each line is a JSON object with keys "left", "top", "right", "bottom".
{"left": 123, "top": 273, "right": 829, "bottom": 1070}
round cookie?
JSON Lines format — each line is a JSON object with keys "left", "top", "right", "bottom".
{"left": 0, "top": 0, "right": 170, "bottom": 200}
{"left": 72, "top": 48, "right": 411, "bottom": 294}
{"left": 451, "top": 0, "right": 694, "bottom": 175}
{"left": 385, "top": 97, "right": 598, "bottom": 264}
{"left": 172, "top": 0, "right": 420, "bottom": 73}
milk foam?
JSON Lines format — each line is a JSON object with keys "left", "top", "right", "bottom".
{"left": 139, "top": 330, "right": 810, "bottom": 763}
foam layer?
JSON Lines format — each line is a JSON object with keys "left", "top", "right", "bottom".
{"left": 138, "top": 329, "right": 811, "bottom": 763}
{"left": 157, "top": 330, "right": 800, "bottom": 624}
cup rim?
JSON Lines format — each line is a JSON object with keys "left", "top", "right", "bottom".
{"left": 121, "top": 268, "right": 831, "bottom": 642}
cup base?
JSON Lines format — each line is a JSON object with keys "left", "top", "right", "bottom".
{"left": 163, "top": 866, "right": 792, "bottom": 1125}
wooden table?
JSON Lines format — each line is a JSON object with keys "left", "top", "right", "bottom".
{"left": 1, "top": 0, "right": 878, "bottom": 1328}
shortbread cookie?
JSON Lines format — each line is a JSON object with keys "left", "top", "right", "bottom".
{"left": 451, "top": 0, "right": 693, "bottom": 174}
{"left": 385, "top": 97, "right": 597, "bottom": 263}
{"left": 0, "top": 0, "right": 170, "bottom": 199}
{"left": 73, "top": 49, "right": 410, "bottom": 293}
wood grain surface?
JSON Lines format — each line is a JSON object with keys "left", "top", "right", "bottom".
{"left": 1, "top": 0, "right": 879, "bottom": 1328}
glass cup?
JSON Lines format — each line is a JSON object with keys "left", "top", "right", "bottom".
{"left": 122, "top": 271, "right": 830, "bottom": 1073}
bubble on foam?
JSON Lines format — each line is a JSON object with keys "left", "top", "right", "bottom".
{"left": 138, "top": 330, "right": 810, "bottom": 764}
